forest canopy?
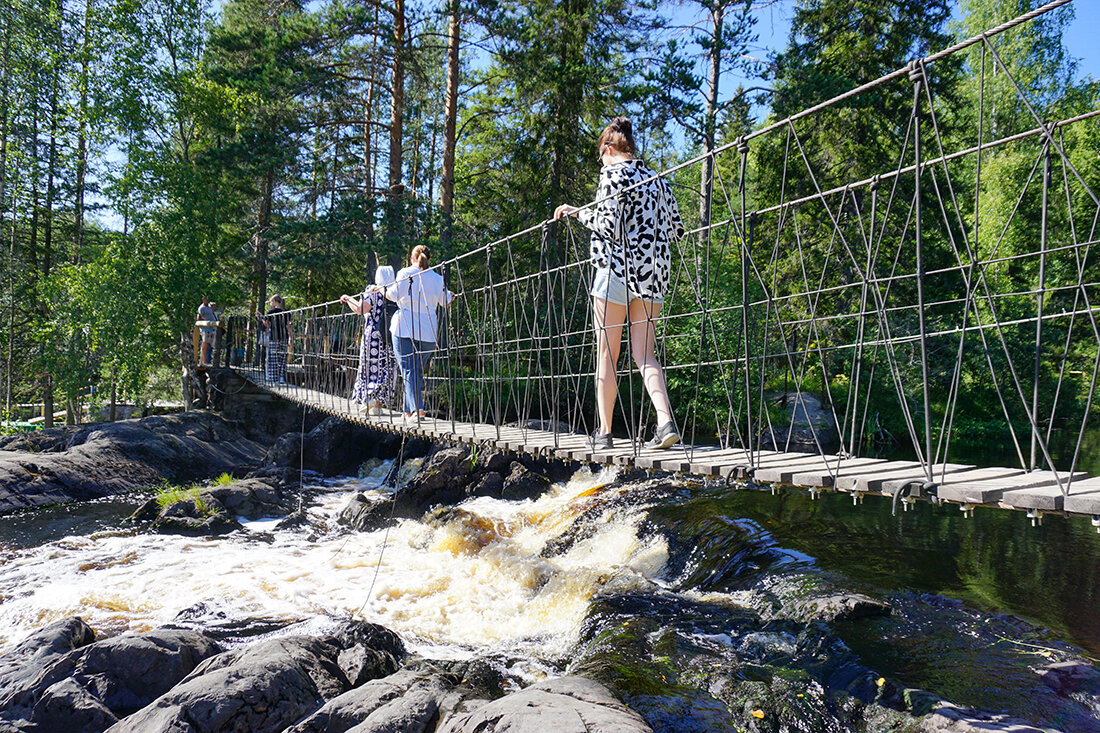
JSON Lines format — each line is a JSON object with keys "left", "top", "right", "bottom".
{"left": 0, "top": 0, "right": 1094, "bottom": 440}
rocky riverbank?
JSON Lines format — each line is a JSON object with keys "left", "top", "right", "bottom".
{"left": 3, "top": 410, "right": 1099, "bottom": 732}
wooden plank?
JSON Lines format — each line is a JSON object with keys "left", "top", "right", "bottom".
{"left": 694, "top": 449, "right": 814, "bottom": 479}
{"left": 685, "top": 448, "right": 753, "bottom": 476}
{"left": 879, "top": 465, "right": 1026, "bottom": 499}
{"left": 860, "top": 463, "right": 989, "bottom": 496}
{"left": 1063, "top": 477, "right": 1100, "bottom": 515}
{"left": 1007, "top": 476, "right": 1100, "bottom": 513}
{"left": 785, "top": 458, "right": 891, "bottom": 489}
{"left": 829, "top": 461, "right": 987, "bottom": 493}
{"left": 610, "top": 443, "right": 705, "bottom": 471}
{"left": 936, "top": 469, "right": 1087, "bottom": 504}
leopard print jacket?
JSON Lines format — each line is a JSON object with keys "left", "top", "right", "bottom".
{"left": 577, "top": 159, "right": 685, "bottom": 300}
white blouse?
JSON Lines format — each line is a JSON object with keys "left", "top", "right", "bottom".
{"left": 386, "top": 265, "right": 454, "bottom": 343}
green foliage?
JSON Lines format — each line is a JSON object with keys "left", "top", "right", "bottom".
{"left": 154, "top": 483, "right": 212, "bottom": 514}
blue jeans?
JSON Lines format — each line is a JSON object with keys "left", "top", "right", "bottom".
{"left": 392, "top": 336, "right": 435, "bottom": 413}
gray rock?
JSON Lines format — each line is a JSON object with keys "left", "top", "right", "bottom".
{"left": 500, "top": 461, "right": 550, "bottom": 501}
{"left": 1, "top": 624, "right": 222, "bottom": 733}
{"left": 0, "top": 616, "right": 95, "bottom": 709}
{"left": 918, "top": 703, "right": 1056, "bottom": 732}
{"left": 288, "top": 667, "right": 457, "bottom": 733}
{"left": 264, "top": 418, "right": 403, "bottom": 477}
{"left": 202, "top": 477, "right": 297, "bottom": 520}
{"left": 107, "top": 621, "right": 401, "bottom": 733}
{"left": 469, "top": 471, "right": 504, "bottom": 497}
{"left": 143, "top": 477, "right": 299, "bottom": 536}
{"left": 0, "top": 412, "right": 267, "bottom": 515}
{"left": 1036, "top": 659, "right": 1100, "bottom": 698}
{"left": 330, "top": 622, "right": 406, "bottom": 687}
{"left": 338, "top": 493, "right": 395, "bottom": 533}
{"left": 28, "top": 677, "right": 118, "bottom": 732}
{"left": 759, "top": 392, "right": 839, "bottom": 452}
{"left": 106, "top": 636, "right": 350, "bottom": 733}
{"left": 436, "top": 676, "right": 652, "bottom": 733}
{"left": 792, "top": 593, "right": 892, "bottom": 623}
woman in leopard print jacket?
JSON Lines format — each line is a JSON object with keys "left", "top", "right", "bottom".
{"left": 554, "top": 117, "right": 685, "bottom": 451}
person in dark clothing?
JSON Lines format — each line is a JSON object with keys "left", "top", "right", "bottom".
{"left": 258, "top": 295, "right": 293, "bottom": 383}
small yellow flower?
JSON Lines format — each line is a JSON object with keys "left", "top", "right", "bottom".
{"left": 876, "top": 678, "right": 885, "bottom": 687}
{"left": 752, "top": 709, "right": 765, "bottom": 719}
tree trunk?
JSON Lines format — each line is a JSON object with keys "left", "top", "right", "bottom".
{"left": 698, "top": 2, "right": 722, "bottom": 242}
{"left": 440, "top": 0, "right": 460, "bottom": 245}
{"left": 42, "top": 52, "right": 61, "bottom": 429}
{"left": 364, "top": 72, "right": 376, "bottom": 254}
{"left": 386, "top": 0, "right": 406, "bottom": 245}
{"left": 253, "top": 166, "right": 275, "bottom": 311}
{"left": 5, "top": 192, "right": 14, "bottom": 419}
{"left": 1, "top": 9, "right": 11, "bottom": 417}
{"left": 73, "top": 0, "right": 92, "bottom": 264}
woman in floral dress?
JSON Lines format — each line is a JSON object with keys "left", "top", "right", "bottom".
{"left": 340, "top": 267, "right": 395, "bottom": 414}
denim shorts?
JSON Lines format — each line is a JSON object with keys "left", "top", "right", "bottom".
{"left": 590, "top": 267, "right": 663, "bottom": 306}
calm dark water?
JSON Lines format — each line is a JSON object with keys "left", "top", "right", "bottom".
{"left": 713, "top": 485, "right": 1100, "bottom": 656}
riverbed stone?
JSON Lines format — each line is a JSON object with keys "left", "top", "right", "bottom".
{"left": 791, "top": 592, "right": 893, "bottom": 623}
{"left": 0, "top": 412, "right": 267, "bottom": 514}
{"left": 0, "top": 624, "right": 223, "bottom": 732}
{"left": 28, "top": 676, "right": 119, "bottom": 731}
{"left": 758, "top": 392, "right": 838, "bottom": 452}
{"left": 918, "top": 702, "right": 1058, "bottom": 732}
{"left": 287, "top": 666, "right": 459, "bottom": 733}
{"left": 107, "top": 621, "right": 403, "bottom": 733}
{"left": 436, "top": 676, "right": 653, "bottom": 733}
{"left": 264, "top": 417, "right": 410, "bottom": 477}
{"left": 1036, "top": 659, "right": 1100, "bottom": 698}
{"left": 0, "top": 617, "right": 96, "bottom": 709}
{"left": 202, "top": 477, "right": 298, "bottom": 519}
{"left": 500, "top": 461, "right": 551, "bottom": 500}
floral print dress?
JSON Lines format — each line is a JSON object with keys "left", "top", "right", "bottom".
{"left": 351, "top": 289, "right": 395, "bottom": 405}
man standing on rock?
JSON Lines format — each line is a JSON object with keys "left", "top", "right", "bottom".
{"left": 196, "top": 297, "right": 217, "bottom": 367}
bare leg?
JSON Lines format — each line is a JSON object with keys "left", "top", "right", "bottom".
{"left": 592, "top": 297, "right": 627, "bottom": 435}
{"left": 629, "top": 299, "right": 674, "bottom": 426}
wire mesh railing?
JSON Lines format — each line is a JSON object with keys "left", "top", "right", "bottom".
{"left": 229, "top": 0, "right": 1099, "bottom": 498}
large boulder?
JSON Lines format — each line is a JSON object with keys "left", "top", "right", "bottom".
{"left": 127, "top": 476, "right": 300, "bottom": 536}
{"left": 287, "top": 666, "right": 461, "bottom": 733}
{"left": 0, "top": 617, "right": 96, "bottom": 709}
{"left": 264, "top": 418, "right": 408, "bottom": 476}
{"left": 337, "top": 445, "right": 570, "bottom": 531}
{"left": 436, "top": 676, "right": 653, "bottom": 733}
{"left": 0, "top": 624, "right": 222, "bottom": 732}
{"left": 758, "top": 392, "right": 839, "bottom": 452}
{"left": 0, "top": 412, "right": 267, "bottom": 514}
{"left": 107, "top": 621, "right": 404, "bottom": 733}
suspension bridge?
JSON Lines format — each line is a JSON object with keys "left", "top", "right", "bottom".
{"left": 213, "top": 0, "right": 1100, "bottom": 524}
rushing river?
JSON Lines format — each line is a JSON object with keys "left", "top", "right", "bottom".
{"left": 1, "top": 460, "right": 1099, "bottom": 731}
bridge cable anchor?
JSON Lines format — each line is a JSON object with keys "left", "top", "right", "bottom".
{"left": 1092, "top": 516, "right": 1100, "bottom": 534}
{"left": 1027, "top": 509, "right": 1044, "bottom": 527}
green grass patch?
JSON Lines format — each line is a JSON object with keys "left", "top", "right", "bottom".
{"left": 213, "top": 472, "right": 234, "bottom": 486}
{"left": 154, "top": 483, "right": 212, "bottom": 515}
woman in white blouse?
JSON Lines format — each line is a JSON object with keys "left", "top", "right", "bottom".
{"left": 386, "top": 245, "right": 455, "bottom": 418}
{"left": 554, "top": 117, "right": 685, "bottom": 451}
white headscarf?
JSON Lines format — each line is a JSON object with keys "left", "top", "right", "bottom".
{"left": 374, "top": 265, "right": 395, "bottom": 288}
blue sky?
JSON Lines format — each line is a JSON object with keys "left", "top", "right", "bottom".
{"left": 746, "top": 0, "right": 1098, "bottom": 81}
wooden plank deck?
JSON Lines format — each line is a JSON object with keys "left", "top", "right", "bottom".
{"left": 232, "top": 368, "right": 1100, "bottom": 521}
